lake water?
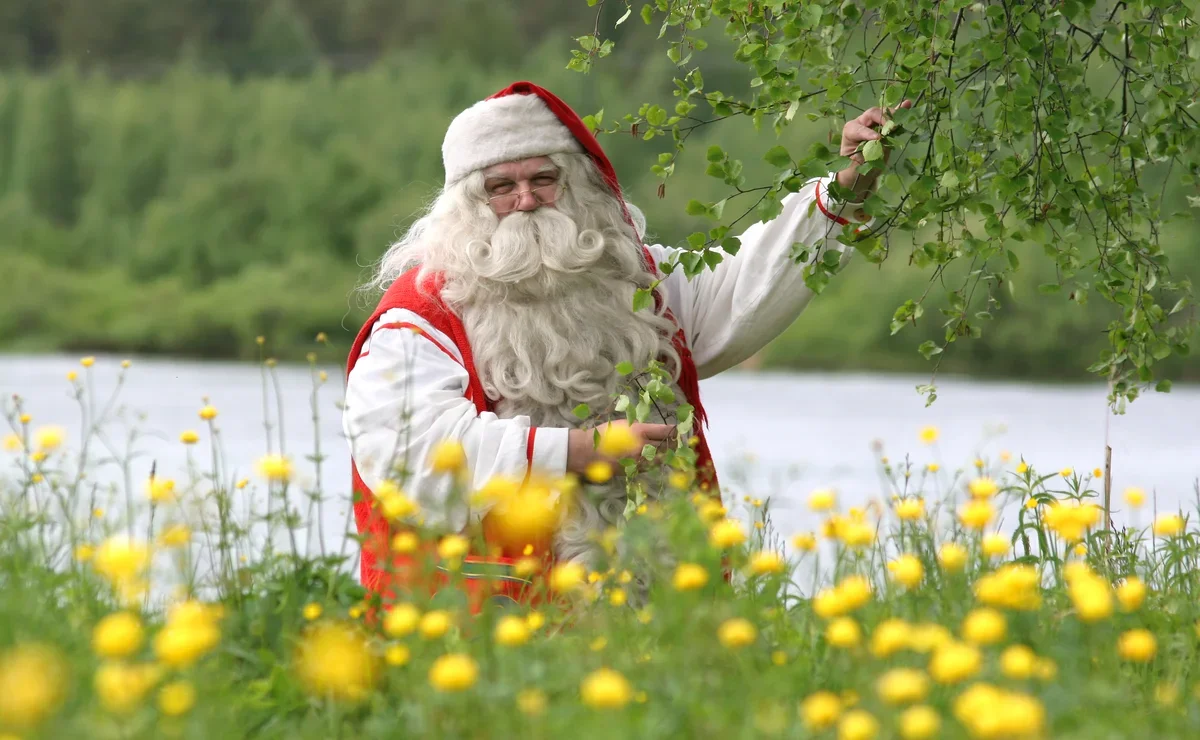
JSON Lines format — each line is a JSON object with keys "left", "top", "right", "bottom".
{"left": 3, "top": 353, "right": 1198, "bottom": 563}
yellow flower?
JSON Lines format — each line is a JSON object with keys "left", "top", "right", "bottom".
{"left": 967, "top": 477, "right": 998, "bottom": 499}
{"left": 437, "top": 534, "right": 469, "bottom": 562}
{"left": 748, "top": 551, "right": 785, "bottom": 576}
{"left": 717, "top": 618, "right": 757, "bottom": 649}
{"left": 302, "top": 603, "right": 323, "bottom": 621}
{"left": 526, "top": 612, "right": 546, "bottom": 631}
{"left": 974, "top": 563, "right": 1042, "bottom": 610}
{"left": 1093, "top": 467, "right": 1103, "bottom": 478}
{"left": 1000, "top": 645, "right": 1037, "bottom": 679}
{"left": 494, "top": 615, "right": 531, "bottom": 647}
{"left": 585, "top": 460, "right": 613, "bottom": 482}
{"left": 92, "top": 536, "right": 150, "bottom": 587}
{"left": 838, "top": 709, "right": 879, "bottom": 740}
{"left": 2, "top": 434, "right": 21, "bottom": 452}
{"left": 157, "top": 524, "right": 191, "bottom": 548}
{"left": 158, "top": 680, "right": 196, "bottom": 717}
{"left": 589, "top": 636, "right": 607, "bottom": 652}
{"left": 179, "top": 430, "right": 199, "bottom": 445}
{"left": 146, "top": 477, "right": 177, "bottom": 504}
{"left": 33, "top": 426, "right": 64, "bottom": 452}
{"left": 1000, "top": 450, "right": 1012, "bottom": 462}
{"left": 908, "top": 623, "right": 953, "bottom": 653}
{"left": 954, "top": 684, "right": 1045, "bottom": 739}
{"left": 898, "top": 705, "right": 940, "bottom": 739}
{"left": 1116, "top": 577, "right": 1146, "bottom": 612}
{"left": 1016, "top": 461, "right": 1029, "bottom": 474}
{"left": 391, "top": 531, "right": 419, "bottom": 553}
{"left": 384, "top": 644, "right": 410, "bottom": 666}
{"left": 1043, "top": 501, "right": 1102, "bottom": 542}
{"left": 95, "top": 661, "right": 160, "bottom": 715}
{"left": 428, "top": 653, "right": 478, "bottom": 692}
{"left": 918, "top": 425, "right": 939, "bottom": 444}
{"left": 809, "top": 488, "right": 837, "bottom": 511}
{"left": 1060, "top": 467, "right": 1073, "bottom": 478}
{"left": 419, "top": 610, "right": 452, "bottom": 640}
{"left": 672, "top": 563, "right": 709, "bottom": 591}
{"left": 981, "top": 533, "right": 1009, "bottom": 558}
{"left": 876, "top": 668, "right": 929, "bottom": 705}
{"left": 826, "top": 617, "right": 862, "bottom": 648}
{"left": 938, "top": 543, "right": 967, "bottom": 572}
{"left": 1024, "top": 497, "right": 1038, "bottom": 510}
{"left": 870, "top": 619, "right": 912, "bottom": 658}
{"left": 792, "top": 532, "right": 817, "bottom": 552}
{"left": 708, "top": 518, "right": 747, "bottom": 549}
{"left": 517, "top": 688, "right": 548, "bottom": 716}
{"left": 887, "top": 555, "right": 924, "bottom": 589}
{"left": 199, "top": 405, "right": 218, "bottom": 421}
{"left": 668, "top": 470, "right": 691, "bottom": 490}
{"left": 771, "top": 650, "right": 788, "bottom": 666}
{"left": 895, "top": 498, "right": 924, "bottom": 521}
{"left": 256, "top": 454, "right": 292, "bottom": 483}
{"left": 926, "top": 463, "right": 940, "bottom": 473}
{"left": 74, "top": 543, "right": 94, "bottom": 562}
{"left": 293, "top": 621, "right": 380, "bottom": 703}
{"left": 958, "top": 500, "right": 994, "bottom": 530}
{"left": 80, "top": 355, "right": 95, "bottom": 367}
{"left": 381, "top": 603, "right": 421, "bottom": 638}
{"left": 550, "top": 562, "right": 586, "bottom": 593}
{"left": 1117, "top": 629, "right": 1156, "bottom": 662}
{"left": 800, "top": 691, "right": 842, "bottom": 731}
{"left": 580, "top": 668, "right": 632, "bottom": 709}
{"left": 154, "top": 601, "right": 222, "bottom": 669}
{"left": 597, "top": 424, "right": 640, "bottom": 458}
{"left": 1066, "top": 564, "right": 1113, "bottom": 622}
{"left": 92, "top": 612, "right": 144, "bottom": 659}
{"left": 609, "top": 588, "right": 627, "bottom": 606}
{"left": 1123, "top": 487, "right": 1146, "bottom": 507}
{"left": 1152, "top": 513, "right": 1185, "bottom": 537}
{"left": 430, "top": 439, "right": 467, "bottom": 474}
{"left": 928, "top": 641, "right": 982, "bottom": 684}
{"left": 961, "top": 608, "right": 1006, "bottom": 645}
{"left": 0, "top": 643, "right": 68, "bottom": 729}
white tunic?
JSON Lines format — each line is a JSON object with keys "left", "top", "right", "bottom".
{"left": 342, "top": 175, "right": 873, "bottom": 530}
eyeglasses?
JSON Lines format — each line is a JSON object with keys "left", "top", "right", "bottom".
{"left": 487, "top": 182, "right": 563, "bottom": 214}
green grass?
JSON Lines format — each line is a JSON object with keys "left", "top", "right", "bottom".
{"left": 2, "top": 355, "right": 1200, "bottom": 739}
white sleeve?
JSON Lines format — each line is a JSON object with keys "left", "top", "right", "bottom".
{"left": 342, "top": 308, "right": 570, "bottom": 531}
{"left": 653, "top": 173, "right": 873, "bottom": 379}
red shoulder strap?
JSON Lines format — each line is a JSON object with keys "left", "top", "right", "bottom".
{"left": 345, "top": 269, "right": 491, "bottom": 414}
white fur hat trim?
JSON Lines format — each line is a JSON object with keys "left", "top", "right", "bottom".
{"left": 442, "top": 92, "right": 584, "bottom": 186}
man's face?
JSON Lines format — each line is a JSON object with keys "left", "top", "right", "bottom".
{"left": 483, "top": 156, "right": 561, "bottom": 219}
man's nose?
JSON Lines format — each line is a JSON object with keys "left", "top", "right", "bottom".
{"left": 513, "top": 188, "right": 540, "bottom": 212}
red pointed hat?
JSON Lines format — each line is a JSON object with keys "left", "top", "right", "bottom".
{"left": 442, "top": 82, "right": 624, "bottom": 199}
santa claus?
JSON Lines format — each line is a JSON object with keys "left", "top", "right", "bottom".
{"left": 343, "top": 81, "right": 906, "bottom": 607}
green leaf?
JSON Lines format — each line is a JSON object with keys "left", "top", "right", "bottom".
{"left": 615, "top": 361, "right": 635, "bottom": 376}
{"left": 1156, "top": 380, "right": 1173, "bottom": 392}
{"left": 918, "top": 341, "right": 943, "bottom": 359}
{"left": 940, "top": 171, "right": 960, "bottom": 190}
{"left": 632, "top": 288, "right": 654, "bottom": 312}
{"left": 763, "top": 145, "right": 792, "bottom": 168}
{"left": 641, "top": 4, "right": 654, "bottom": 24}
{"left": 616, "top": 5, "right": 632, "bottom": 25}
{"left": 706, "top": 145, "right": 725, "bottom": 162}
{"left": 685, "top": 199, "right": 707, "bottom": 216}
{"left": 1007, "top": 250, "right": 1020, "bottom": 270}
{"left": 862, "top": 139, "right": 884, "bottom": 162}
{"left": 572, "top": 403, "right": 591, "bottom": 420}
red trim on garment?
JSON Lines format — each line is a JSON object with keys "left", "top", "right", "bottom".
{"left": 814, "top": 180, "right": 852, "bottom": 225}
{"left": 523, "top": 427, "right": 537, "bottom": 485}
{"left": 378, "top": 321, "right": 462, "bottom": 366}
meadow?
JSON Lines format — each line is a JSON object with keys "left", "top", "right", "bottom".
{"left": 1, "top": 354, "right": 1198, "bottom": 739}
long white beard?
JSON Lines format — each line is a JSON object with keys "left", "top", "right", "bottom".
{"left": 446, "top": 206, "right": 687, "bottom": 568}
